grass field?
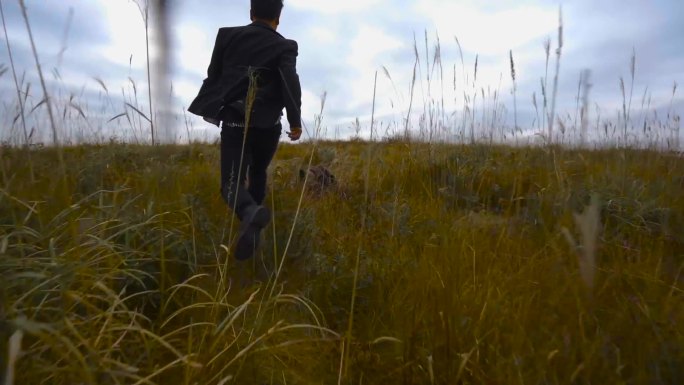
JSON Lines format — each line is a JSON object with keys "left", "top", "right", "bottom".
{"left": 1, "top": 140, "right": 682, "bottom": 384}
{"left": 2, "top": 2, "right": 683, "bottom": 383}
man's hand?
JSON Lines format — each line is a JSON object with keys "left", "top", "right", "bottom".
{"left": 287, "top": 127, "right": 302, "bottom": 141}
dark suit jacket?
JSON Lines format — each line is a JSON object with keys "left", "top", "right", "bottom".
{"left": 188, "top": 21, "right": 302, "bottom": 129}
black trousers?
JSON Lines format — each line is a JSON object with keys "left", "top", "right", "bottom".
{"left": 220, "top": 122, "right": 281, "bottom": 220}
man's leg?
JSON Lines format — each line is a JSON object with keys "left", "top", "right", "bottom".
{"left": 248, "top": 124, "right": 282, "bottom": 204}
{"left": 220, "top": 125, "right": 256, "bottom": 220}
{"left": 222, "top": 124, "right": 275, "bottom": 260}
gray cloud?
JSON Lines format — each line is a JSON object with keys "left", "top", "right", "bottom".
{"left": 1, "top": 0, "right": 681, "bottom": 144}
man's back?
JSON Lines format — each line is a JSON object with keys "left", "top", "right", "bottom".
{"left": 215, "top": 23, "right": 290, "bottom": 69}
{"left": 189, "top": 21, "right": 302, "bottom": 129}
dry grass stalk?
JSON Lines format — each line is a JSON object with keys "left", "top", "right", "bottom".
{"left": 18, "top": 0, "right": 59, "bottom": 147}
{"left": 454, "top": 35, "right": 467, "bottom": 139}
{"left": 435, "top": 32, "right": 446, "bottom": 140}
{"left": 133, "top": 0, "right": 156, "bottom": 144}
{"left": 0, "top": 2, "right": 21, "bottom": 181}
{"left": 0, "top": 0, "right": 30, "bottom": 150}
{"left": 580, "top": 70, "right": 592, "bottom": 146}
{"left": 574, "top": 71, "right": 582, "bottom": 137}
{"left": 542, "top": 38, "right": 551, "bottom": 132}
{"left": 668, "top": 81, "right": 679, "bottom": 148}
{"left": 339, "top": 71, "right": 379, "bottom": 384}
{"left": 563, "top": 194, "right": 602, "bottom": 291}
{"left": 532, "top": 92, "right": 539, "bottom": 129}
{"left": 17, "top": 0, "right": 64, "bottom": 190}
{"left": 424, "top": 30, "right": 430, "bottom": 102}
{"left": 510, "top": 50, "right": 518, "bottom": 134}
{"left": 471, "top": 54, "right": 479, "bottom": 143}
{"left": 4, "top": 328, "right": 23, "bottom": 385}
{"left": 627, "top": 49, "right": 636, "bottom": 140}
{"left": 405, "top": 36, "right": 418, "bottom": 138}
{"left": 548, "top": 6, "right": 564, "bottom": 143}
{"left": 620, "top": 77, "right": 627, "bottom": 144}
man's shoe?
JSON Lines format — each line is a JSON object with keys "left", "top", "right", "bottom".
{"left": 234, "top": 205, "right": 271, "bottom": 261}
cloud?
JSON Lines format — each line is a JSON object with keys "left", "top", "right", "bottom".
{"left": 308, "top": 26, "right": 337, "bottom": 44}
{"left": 346, "top": 25, "right": 404, "bottom": 109}
{"left": 286, "top": 0, "right": 382, "bottom": 14}
{"left": 97, "top": 1, "right": 149, "bottom": 70}
{"left": 173, "top": 23, "right": 214, "bottom": 79}
{"left": 1, "top": 0, "right": 682, "bottom": 144}
{"left": 415, "top": 0, "right": 557, "bottom": 56}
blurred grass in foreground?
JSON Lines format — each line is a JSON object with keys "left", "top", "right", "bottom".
{"left": 1, "top": 141, "right": 683, "bottom": 384}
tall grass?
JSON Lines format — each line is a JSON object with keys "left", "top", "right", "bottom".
{"left": 510, "top": 50, "right": 518, "bottom": 136}
{"left": 547, "top": 7, "right": 564, "bottom": 143}
{"left": 16, "top": 0, "right": 66, "bottom": 195}
{"left": 1, "top": 140, "right": 683, "bottom": 383}
{"left": 338, "top": 71, "right": 379, "bottom": 384}
{"left": 133, "top": 0, "right": 156, "bottom": 145}
{"left": 0, "top": 1, "right": 30, "bottom": 154}
{"left": 17, "top": 0, "right": 59, "bottom": 149}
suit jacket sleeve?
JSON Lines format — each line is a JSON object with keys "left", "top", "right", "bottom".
{"left": 207, "top": 29, "right": 225, "bottom": 80}
{"left": 279, "top": 39, "right": 302, "bottom": 128}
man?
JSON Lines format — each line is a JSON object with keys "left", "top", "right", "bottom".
{"left": 188, "top": 0, "right": 303, "bottom": 261}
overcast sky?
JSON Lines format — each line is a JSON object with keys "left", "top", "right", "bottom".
{"left": 1, "top": 0, "right": 682, "bottom": 144}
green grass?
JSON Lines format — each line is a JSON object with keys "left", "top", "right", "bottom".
{"left": 1, "top": 140, "right": 682, "bottom": 384}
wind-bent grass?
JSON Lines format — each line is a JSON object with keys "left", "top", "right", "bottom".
{"left": 0, "top": 145, "right": 341, "bottom": 383}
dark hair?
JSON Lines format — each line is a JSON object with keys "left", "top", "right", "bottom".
{"left": 251, "top": 0, "right": 284, "bottom": 21}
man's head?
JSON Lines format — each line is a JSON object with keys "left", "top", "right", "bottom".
{"left": 250, "top": 0, "right": 284, "bottom": 28}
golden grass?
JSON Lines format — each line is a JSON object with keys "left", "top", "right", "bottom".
{"left": 1, "top": 141, "right": 682, "bottom": 384}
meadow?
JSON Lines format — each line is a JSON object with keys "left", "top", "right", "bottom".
{"left": 1, "top": 2, "right": 684, "bottom": 384}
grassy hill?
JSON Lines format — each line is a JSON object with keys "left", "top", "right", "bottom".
{"left": 1, "top": 141, "right": 683, "bottom": 384}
